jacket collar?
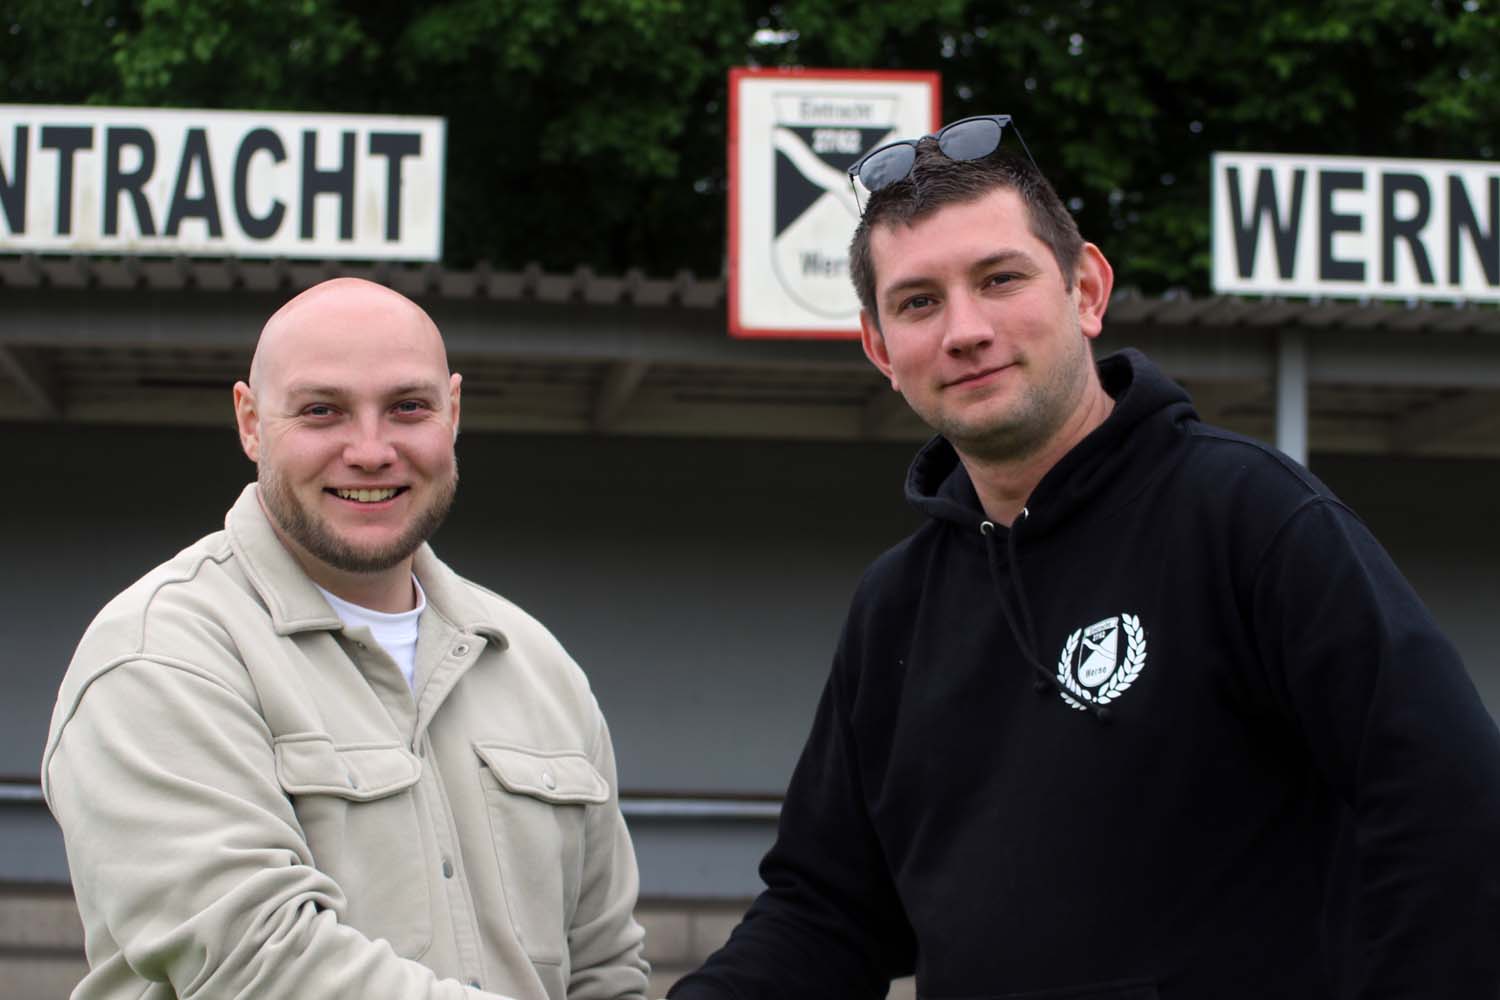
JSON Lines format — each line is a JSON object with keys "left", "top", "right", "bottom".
{"left": 411, "top": 545, "right": 509, "bottom": 650}
{"left": 225, "top": 484, "right": 508, "bottom": 649}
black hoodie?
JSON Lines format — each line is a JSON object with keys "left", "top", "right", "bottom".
{"left": 671, "top": 350, "right": 1500, "bottom": 1000}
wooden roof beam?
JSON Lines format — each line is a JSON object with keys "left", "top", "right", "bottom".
{"left": 593, "top": 359, "right": 651, "bottom": 432}
{"left": 0, "top": 345, "right": 62, "bottom": 418}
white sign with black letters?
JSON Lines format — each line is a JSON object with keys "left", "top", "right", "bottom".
{"left": 0, "top": 105, "right": 445, "bottom": 260}
{"left": 1212, "top": 152, "right": 1499, "bottom": 303}
{"left": 729, "top": 69, "right": 938, "bottom": 338}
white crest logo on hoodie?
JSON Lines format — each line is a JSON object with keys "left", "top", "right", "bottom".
{"left": 1056, "top": 614, "right": 1147, "bottom": 711}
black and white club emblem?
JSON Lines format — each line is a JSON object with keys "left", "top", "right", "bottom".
{"left": 1055, "top": 614, "right": 1148, "bottom": 712}
{"left": 768, "top": 113, "right": 894, "bottom": 317}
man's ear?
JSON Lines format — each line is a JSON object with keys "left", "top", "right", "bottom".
{"left": 232, "top": 381, "right": 261, "bottom": 462}
{"left": 448, "top": 372, "right": 463, "bottom": 443}
{"left": 1074, "top": 243, "right": 1115, "bottom": 341}
{"left": 859, "top": 309, "right": 899, "bottom": 391}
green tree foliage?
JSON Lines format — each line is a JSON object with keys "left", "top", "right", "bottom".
{"left": 4, "top": 0, "right": 1497, "bottom": 292}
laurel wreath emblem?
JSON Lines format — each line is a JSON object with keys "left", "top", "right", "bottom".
{"left": 1055, "top": 613, "right": 1147, "bottom": 712}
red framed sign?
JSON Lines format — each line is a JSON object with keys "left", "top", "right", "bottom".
{"left": 728, "top": 67, "right": 940, "bottom": 339}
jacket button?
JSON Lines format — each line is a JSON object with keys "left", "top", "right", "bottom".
{"left": 453, "top": 642, "right": 470, "bottom": 657}
{"left": 541, "top": 771, "right": 556, "bottom": 791}
{"left": 441, "top": 859, "right": 454, "bottom": 879}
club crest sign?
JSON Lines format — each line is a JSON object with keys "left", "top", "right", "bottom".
{"left": 1056, "top": 614, "right": 1148, "bottom": 712}
{"left": 769, "top": 107, "right": 893, "bottom": 318}
{"left": 729, "top": 68, "right": 938, "bottom": 339}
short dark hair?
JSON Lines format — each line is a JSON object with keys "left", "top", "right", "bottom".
{"left": 848, "top": 142, "right": 1085, "bottom": 327}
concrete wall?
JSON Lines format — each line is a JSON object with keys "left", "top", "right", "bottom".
{"left": 3, "top": 423, "right": 923, "bottom": 785}
{"left": 5, "top": 423, "right": 1499, "bottom": 900}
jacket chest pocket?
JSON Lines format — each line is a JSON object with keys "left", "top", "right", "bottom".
{"left": 474, "top": 742, "right": 609, "bottom": 966}
{"left": 274, "top": 734, "right": 431, "bottom": 958}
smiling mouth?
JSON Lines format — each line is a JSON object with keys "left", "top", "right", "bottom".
{"left": 326, "top": 487, "right": 407, "bottom": 503}
{"left": 947, "top": 365, "right": 1011, "bottom": 388}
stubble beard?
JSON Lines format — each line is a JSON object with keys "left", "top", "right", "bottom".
{"left": 926, "top": 336, "right": 1093, "bottom": 465}
{"left": 259, "top": 463, "right": 459, "bottom": 574}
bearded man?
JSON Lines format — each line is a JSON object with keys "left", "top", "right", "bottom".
{"left": 43, "top": 278, "right": 649, "bottom": 1000}
{"left": 671, "top": 119, "right": 1500, "bottom": 1000}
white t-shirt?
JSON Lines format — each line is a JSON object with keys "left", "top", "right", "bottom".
{"left": 315, "top": 577, "right": 426, "bottom": 690}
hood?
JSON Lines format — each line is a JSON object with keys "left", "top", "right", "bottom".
{"left": 904, "top": 348, "right": 1198, "bottom": 535}
{"left": 898, "top": 348, "right": 1199, "bottom": 723}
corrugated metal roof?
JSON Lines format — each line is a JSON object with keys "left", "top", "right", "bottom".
{"left": 3, "top": 254, "right": 1499, "bottom": 335}
{"left": 0, "top": 255, "right": 727, "bottom": 310}
{"left": 2, "top": 254, "right": 1499, "bottom": 455}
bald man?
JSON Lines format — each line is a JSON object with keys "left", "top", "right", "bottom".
{"left": 43, "top": 279, "right": 649, "bottom": 1000}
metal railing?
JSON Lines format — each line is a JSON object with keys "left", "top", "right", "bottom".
{"left": 1, "top": 780, "right": 779, "bottom": 819}
{"left": 0, "top": 783, "right": 43, "bottom": 804}
{"left": 620, "top": 797, "right": 780, "bottom": 821}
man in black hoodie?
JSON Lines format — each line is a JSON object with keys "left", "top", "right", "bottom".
{"left": 668, "top": 117, "right": 1500, "bottom": 999}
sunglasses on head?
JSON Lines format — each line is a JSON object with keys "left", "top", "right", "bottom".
{"left": 846, "top": 114, "right": 1037, "bottom": 215}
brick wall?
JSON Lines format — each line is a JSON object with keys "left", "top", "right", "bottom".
{"left": 638, "top": 898, "right": 915, "bottom": 999}
{"left": 0, "top": 888, "right": 914, "bottom": 999}
{"left": 0, "top": 885, "right": 87, "bottom": 999}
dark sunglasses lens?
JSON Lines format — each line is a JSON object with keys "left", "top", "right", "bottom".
{"left": 938, "top": 118, "right": 1003, "bottom": 163}
{"left": 858, "top": 144, "right": 917, "bottom": 193}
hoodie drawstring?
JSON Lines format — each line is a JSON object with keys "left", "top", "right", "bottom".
{"left": 980, "top": 514, "right": 1112, "bottom": 724}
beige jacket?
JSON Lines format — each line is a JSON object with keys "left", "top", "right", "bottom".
{"left": 42, "top": 485, "right": 648, "bottom": 1000}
